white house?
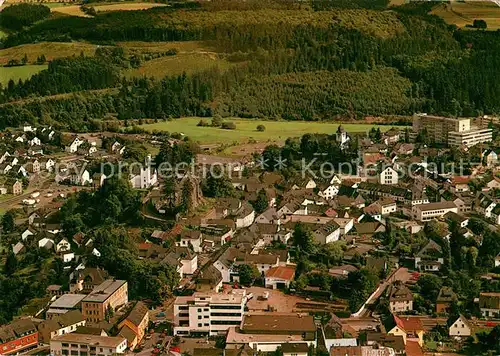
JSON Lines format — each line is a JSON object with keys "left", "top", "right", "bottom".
{"left": 0, "top": 151, "right": 11, "bottom": 164}
{"left": 38, "top": 238, "right": 55, "bottom": 250}
{"left": 56, "top": 238, "right": 71, "bottom": 253}
{"left": 264, "top": 266, "right": 295, "bottom": 290}
{"left": 63, "top": 253, "right": 75, "bottom": 263}
{"left": 65, "top": 137, "right": 84, "bottom": 153}
{"left": 449, "top": 315, "right": 472, "bottom": 338}
{"left": 495, "top": 253, "right": 500, "bottom": 268}
{"left": 378, "top": 167, "right": 399, "bottom": 185}
{"left": 318, "top": 184, "right": 339, "bottom": 200}
{"left": 21, "top": 228, "right": 36, "bottom": 241}
{"left": 235, "top": 204, "right": 255, "bottom": 229}
{"left": 29, "top": 137, "right": 41, "bottom": 146}
{"left": 70, "top": 170, "right": 92, "bottom": 186}
{"left": 176, "top": 230, "right": 203, "bottom": 253}
{"left": 313, "top": 221, "right": 341, "bottom": 244}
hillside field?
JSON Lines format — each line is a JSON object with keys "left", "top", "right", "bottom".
{"left": 51, "top": 2, "right": 168, "bottom": 17}
{"left": 431, "top": 1, "right": 500, "bottom": 30}
{"left": 140, "top": 118, "right": 404, "bottom": 144}
{"left": 0, "top": 64, "right": 48, "bottom": 86}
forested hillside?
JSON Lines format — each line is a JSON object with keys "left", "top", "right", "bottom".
{"left": 1, "top": 1, "right": 500, "bottom": 130}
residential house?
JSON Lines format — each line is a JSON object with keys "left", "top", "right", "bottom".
{"left": 69, "top": 169, "right": 92, "bottom": 186}
{"left": 176, "top": 230, "right": 203, "bottom": 253}
{"left": 415, "top": 240, "right": 444, "bottom": 272}
{"left": 379, "top": 166, "right": 399, "bottom": 185}
{"left": 449, "top": 315, "right": 472, "bottom": 338}
{"left": 281, "top": 343, "right": 309, "bottom": 356}
{"left": 163, "top": 247, "right": 198, "bottom": 278}
{"left": 436, "top": 287, "right": 457, "bottom": 314}
{"left": 118, "top": 301, "right": 149, "bottom": 350}
{"left": 12, "top": 242, "right": 25, "bottom": 255}
{"left": 255, "top": 208, "right": 280, "bottom": 225}
{"left": 29, "top": 136, "right": 41, "bottom": 146}
{"left": 444, "top": 211, "right": 469, "bottom": 228}
{"left": 386, "top": 315, "right": 424, "bottom": 346}
{"left": 483, "top": 149, "right": 498, "bottom": 166}
{"left": 6, "top": 178, "right": 22, "bottom": 195}
{"left": 387, "top": 283, "right": 413, "bottom": 313}
{"left": 475, "top": 193, "right": 496, "bottom": 219}
{"left": 39, "top": 237, "right": 55, "bottom": 250}
{"left": 26, "top": 159, "right": 40, "bottom": 174}
{"left": 28, "top": 145, "right": 43, "bottom": 155}
{"left": 479, "top": 292, "right": 500, "bottom": 319}
{"left": 265, "top": 265, "right": 296, "bottom": 290}
{"left": 447, "top": 176, "right": 470, "bottom": 194}
{"left": 37, "top": 310, "right": 86, "bottom": 344}
{"left": 21, "top": 227, "right": 36, "bottom": 241}
{"left": 313, "top": 220, "right": 341, "bottom": 244}
{"left": 56, "top": 238, "right": 71, "bottom": 254}
{"left": 65, "top": 137, "right": 84, "bottom": 153}
{"left": 0, "top": 319, "right": 38, "bottom": 355}
{"left": 70, "top": 267, "right": 110, "bottom": 294}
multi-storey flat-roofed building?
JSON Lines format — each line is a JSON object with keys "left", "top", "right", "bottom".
{"left": 411, "top": 113, "right": 492, "bottom": 147}
{"left": 173, "top": 291, "right": 247, "bottom": 336}
{"left": 81, "top": 280, "right": 128, "bottom": 323}
{"left": 50, "top": 333, "right": 127, "bottom": 355}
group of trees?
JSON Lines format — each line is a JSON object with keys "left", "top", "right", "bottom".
{"left": 290, "top": 222, "right": 379, "bottom": 312}
{"left": 0, "top": 3, "right": 50, "bottom": 31}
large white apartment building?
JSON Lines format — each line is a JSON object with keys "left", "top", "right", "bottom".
{"left": 411, "top": 113, "right": 492, "bottom": 147}
{"left": 412, "top": 201, "right": 458, "bottom": 222}
{"left": 50, "top": 334, "right": 127, "bottom": 355}
{"left": 173, "top": 291, "right": 247, "bottom": 336}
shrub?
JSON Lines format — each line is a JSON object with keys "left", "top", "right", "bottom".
{"left": 221, "top": 122, "right": 236, "bottom": 130}
{"left": 256, "top": 124, "right": 266, "bottom": 132}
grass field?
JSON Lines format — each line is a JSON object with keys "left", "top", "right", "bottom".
{"left": 52, "top": 2, "right": 168, "bottom": 17}
{"left": 0, "top": 42, "right": 100, "bottom": 65}
{"left": 431, "top": 1, "right": 500, "bottom": 30}
{"left": 0, "top": 65, "right": 48, "bottom": 86}
{"left": 140, "top": 117, "right": 403, "bottom": 144}
{"left": 124, "top": 52, "right": 234, "bottom": 78}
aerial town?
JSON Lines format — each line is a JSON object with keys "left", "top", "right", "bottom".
{"left": 1, "top": 0, "right": 500, "bottom": 355}
{"left": 0, "top": 112, "right": 499, "bottom": 356}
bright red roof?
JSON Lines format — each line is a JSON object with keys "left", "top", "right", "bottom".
{"left": 265, "top": 266, "right": 296, "bottom": 280}
{"left": 405, "top": 341, "right": 424, "bottom": 356}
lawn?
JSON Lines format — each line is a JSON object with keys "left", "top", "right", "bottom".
{"left": 140, "top": 117, "right": 404, "bottom": 144}
{"left": 123, "top": 52, "right": 235, "bottom": 79}
{"left": 431, "top": 1, "right": 500, "bottom": 30}
{"left": 0, "top": 65, "right": 48, "bottom": 86}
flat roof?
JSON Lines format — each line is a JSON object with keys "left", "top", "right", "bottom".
{"left": 52, "top": 333, "right": 126, "bottom": 348}
{"left": 241, "top": 313, "right": 316, "bottom": 333}
{"left": 50, "top": 294, "right": 87, "bottom": 309}
{"left": 226, "top": 327, "right": 305, "bottom": 344}
{"left": 83, "top": 280, "right": 127, "bottom": 303}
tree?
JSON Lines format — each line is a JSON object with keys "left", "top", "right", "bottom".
{"left": 1, "top": 211, "right": 15, "bottom": 233}
{"left": 211, "top": 115, "right": 223, "bottom": 127}
{"left": 417, "top": 274, "right": 443, "bottom": 301}
{"left": 221, "top": 121, "right": 236, "bottom": 130}
{"left": 5, "top": 251, "right": 17, "bottom": 276}
{"left": 256, "top": 124, "right": 266, "bottom": 132}
{"left": 292, "top": 223, "right": 314, "bottom": 253}
{"left": 180, "top": 178, "right": 194, "bottom": 213}
{"left": 473, "top": 19, "right": 487, "bottom": 29}
{"left": 238, "top": 264, "right": 259, "bottom": 286}
{"left": 251, "top": 189, "right": 268, "bottom": 213}
{"left": 202, "top": 167, "right": 234, "bottom": 198}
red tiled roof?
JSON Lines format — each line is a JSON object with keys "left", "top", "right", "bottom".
{"left": 265, "top": 266, "right": 296, "bottom": 281}
{"left": 405, "top": 341, "right": 424, "bottom": 356}
{"left": 452, "top": 176, "right": 470, "bottom": 185}
{"left": 396, "top": 316, "right": 424, "bottom": 332}
{"left": 137, "top": 243, "right": 152, "bottom": 250}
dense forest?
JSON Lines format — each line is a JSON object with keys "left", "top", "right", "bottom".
{"left": 1, "top": 1, "right": 500, "bottom": 129}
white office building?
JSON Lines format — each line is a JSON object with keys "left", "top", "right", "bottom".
{"left": 173, "top": 291, "right": 247, "bottom": 336}
{"left": 412, "top": 201, "right": 458, "bottom": 222}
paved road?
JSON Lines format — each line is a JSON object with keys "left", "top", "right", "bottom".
{"left": 352, "top": 267, "right": 411, "bottom": 318}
